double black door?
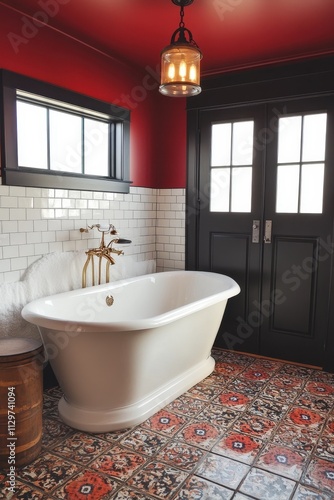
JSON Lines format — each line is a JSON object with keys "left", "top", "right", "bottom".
{"left": 194, "top": 97, "right": 334, "bottom": 367}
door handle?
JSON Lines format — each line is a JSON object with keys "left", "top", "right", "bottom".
{"left": 264, "top": 220, "right": 272, "bottom": 243}
{"left": 252, "top": 220, "right": 260, "bottom": 243}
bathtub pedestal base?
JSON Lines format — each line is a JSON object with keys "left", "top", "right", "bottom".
{"left": 58, "top": 356, "right": 215, "bottom": 432}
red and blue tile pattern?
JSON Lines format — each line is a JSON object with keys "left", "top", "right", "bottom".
{"left": 0, "top": 348, "right": 333, "bottom": 499}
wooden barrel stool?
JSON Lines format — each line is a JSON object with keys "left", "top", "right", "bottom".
{"left": 0, "top": 338, "right": 44, "bottom": 469}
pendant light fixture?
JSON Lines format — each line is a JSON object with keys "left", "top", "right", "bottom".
{"left": 159, "top": 0, "right": 202, "bottom": 97}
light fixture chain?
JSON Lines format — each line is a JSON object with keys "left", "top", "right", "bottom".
{"left": 179, "top": 5, "right": 185, "bottom": 28}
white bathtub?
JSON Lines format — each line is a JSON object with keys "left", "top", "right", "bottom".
{"left": 22, "top": 271, "right": 240, "bottom": 432}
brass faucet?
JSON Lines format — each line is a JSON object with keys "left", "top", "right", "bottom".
{"left": 80, "top": 224, "right": 124, "bottom": 288}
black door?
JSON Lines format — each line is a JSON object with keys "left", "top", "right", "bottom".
{"left": 195, "top": 97, "right": 334, "bottom": 367}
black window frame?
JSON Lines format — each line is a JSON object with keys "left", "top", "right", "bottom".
{"left": 0, "top": 70, "right": 131, "bottom": 193}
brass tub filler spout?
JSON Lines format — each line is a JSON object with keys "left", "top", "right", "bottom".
{"left": 80, "top": 224, "right": 129, "bottom": 288}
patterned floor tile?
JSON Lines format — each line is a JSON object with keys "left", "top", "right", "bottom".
{"left": 256, "top": 444, "right": 308, "bottom": 480}
{"left": 302, "top": 457, "right": 334, "bottom": 494}
{"left": 197, "top": 403, "right": 242, "bottom": 429}
{"left": 17, "top": 452, "right": 81, "bottom": 493}
{"left": 315, "top": 434, "right": 334, "bottom": 462}
{"left": 278, "top": 365, "right": 314, "bottom": 380}
{"left": 213, "top": 430, "right": 264, "bottom": 464}
{"left": 292, "top": 484, "right": 333, "bottom": 499}
{"left": 273, "top": 422, "right": 319, "bottom": 453}
{"left": 51, "top": 432, "right": 111, "bottom": 464}
{"left": 43, "top": 394, "right": 60, "bottom": 414}
{"left": 214, "top": 361, "right": 246, "bottom": 378}
{"left": 286, "top": 407, "right": 326, "bottom": 429}
{"left": 53, "top": 470, "right": 119, "bottom": 499}
{"left": 310, "top": 371, "right": 334, "bottom": 385}
{"left": 90, "top": 445, "right": 146, "bottom": 480}
{"left": 217, "top": 351, "right": 253, "bottom": 366}
{"left": 120, "top": 428, "right": 169, "bottom": 457}
{"left": 6, "top": 351, "right": 334, "bottom": 500}
{"left": 270, "top": 374, "right": 305, "bottom": 391}
{"left": 247, "top": 397, "right": 290, "bottom": 421}
{"left": 42, "top": 416, "right": 73, "bottom": 448}
{"left": 215, "top": 390, "right": 251, "bottom": 410}
{"left": 295, "top": 395, "right": 333, "bottom": 414}
{"left": 323, "top": 417, "right": 334, "bottom": 436}
{"left": 142, "top": 409, "right": 187, "bottom": 436}
{"left": 239, "top": 368, "right": 272, "bottom": 383}
{"left": 173, "top": 475, "right": 234, "bottom": 499}
{"left": 0, "top": 480, "right": 51, "bottom": 499}
{"left": 165, "top": 394, "right": 207, "bottom": 417}
{"left": 187, "top": 382, "right": 223, "bottom": 401}
{"left": 233, "top": 414, "right": 277, "bottom": 440}
{"left": 250, "top": 359, "right": 283, "bottom": 372}
{"left": 155, "top": 440, "right": 206, "bottom": 471}
{"left": 233, "top": 494, "right": 256, "bottom": 500}
{"left": 304, "top": 381, "right": 334, "bottom": 398}
{"left": 92, "top": 429, "right": 131, "bottom": 443}
{"left": 128, "top": 461, "right": 188, "bottom": 499}
{"left": 201, "top": 370, "right": 228, "bottom": 386}
{"left": 45, "top": 386, "right": 63, "bottom": 398}
{"left": 261, "top": 384, "right": 299, "bottom": 403}
{"left": 112, "top": 487, "right": 156, "bottom": 499}
{"left": 196, "top": 453, "right": 250, "bottom": 489}
{"left": 240, "top": 467, "right": 296, "bottom": 500}
{"left": 177, "top": 420, "right": 222, "bottom": 450}
{"left": 211, "top": 347, "right": 225, "bottom": 359}
{"left": 227, "top": 379, "right": 264, "bottom": 397}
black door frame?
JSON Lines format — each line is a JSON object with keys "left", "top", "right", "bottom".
{"left": 186, "top": 56, "right": 334, "bottom": 372}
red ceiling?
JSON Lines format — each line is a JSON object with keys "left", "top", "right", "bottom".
{"left": 1, "top": 0, "right": 334, "bottom": 76}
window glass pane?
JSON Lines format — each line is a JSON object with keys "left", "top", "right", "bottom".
{"left": 232, "top": 121, "right": 254, "bottom": 165}
{"left": 210, "top": 168, "right": 230, "bottom": 212}
{"left": 231, "top": 167, "right": 252, "bottom": 212}
{"left": 278, "top": 116, "right": 302, "bottom": 163}
{"left": 17, "top": 101, "right": 48, "bottom": 169}
{"left": 84, "top": 119, "right": 109, "bottom": 176}
{"left": 300, "top": 163, "right": 324, "bottom": 213}
{"left": 49, "top": 109, "right": 82, "bottom": 173}
{"left": 276, "top": 164, "right": 300, "bottom": 213}
{"left": 302, "top": 113, "right": 327, "bottom": 162}
{"left": 211, "top": 123, "right": 231, "bottom": 166}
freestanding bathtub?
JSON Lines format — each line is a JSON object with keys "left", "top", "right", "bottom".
{"left": 22, "top": 271, "right": 240, "bottom": 432}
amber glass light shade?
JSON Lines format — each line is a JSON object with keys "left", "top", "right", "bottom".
{"left": 159, "top": 43, "right": 202, "bottom": 97}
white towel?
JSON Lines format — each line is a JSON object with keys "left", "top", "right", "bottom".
{"left": 0, "top": 251, "right": 156, "bottom": 341}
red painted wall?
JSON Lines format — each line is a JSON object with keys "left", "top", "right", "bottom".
{"left": 0, "top": 5, "right": 186, "bottom": 188}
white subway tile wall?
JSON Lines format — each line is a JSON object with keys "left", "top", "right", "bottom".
{"left": 0, "top": 183, "right": 186, "bottom": 283}
{"left": 156, "top": 189, "right": 186, "bottom": 272}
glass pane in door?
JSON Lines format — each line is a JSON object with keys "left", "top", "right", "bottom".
{"left": 211, "top": 123, "right": 231, "bottom": 166}
{"left": 231, "top": 167, "right": 252, "bottom": 212}
{"left": 302, "top": 114, "right": 327, "bottom": 162}
{"left": 276, "top": 165, "right": 300, "bottom": 213}
{"left": 210, "top": 120, "right": 254, "bottom": 212}
{"left": 210, "top": 168, "right": 230, "bottom": 212}
{"left": 300, "top": 163, "right": 325, "bottom": 213}
{"left": 276, "top": 113, "right": 327, "bottom": 214}
{"left": 277, "top": 116, "right": 302, "bottom": 164}
{"left": 232, "top": 121, "right": 254, "bottom": 165}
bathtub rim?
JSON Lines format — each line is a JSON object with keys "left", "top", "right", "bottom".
{"left": 22, "top": 270, "right": 240, "bottom": 332}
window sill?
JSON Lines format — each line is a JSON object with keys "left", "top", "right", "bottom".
{"left": 4, "top": 169, "right": 132, "bottom": 193}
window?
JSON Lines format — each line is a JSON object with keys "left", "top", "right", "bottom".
{"left": 0, "top": 70, "right": 131, "bottom": 193}
{"left": 276, "top": 113, "right": 327, "bottom": 213}
{"left": 210, "top": 120, "right": 254, "bottom": 212}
